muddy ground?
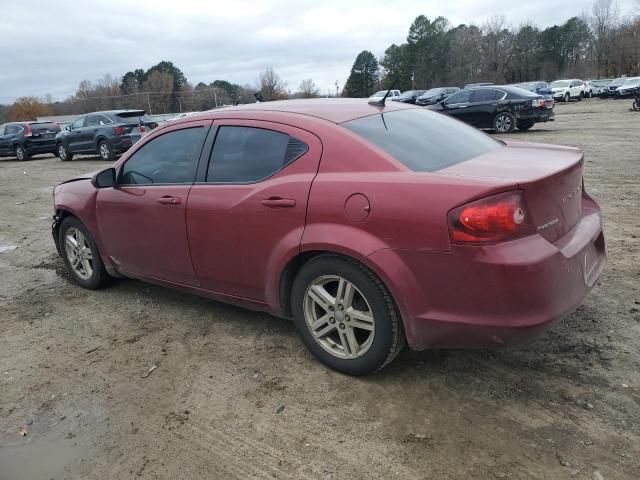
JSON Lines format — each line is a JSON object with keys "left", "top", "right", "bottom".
{"left": 0, "top": 99, "right": 639, "bottom": 480}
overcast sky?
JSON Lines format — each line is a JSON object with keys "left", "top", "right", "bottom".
{"left": 0, "top": 0, "right": 636, "bottom": 103}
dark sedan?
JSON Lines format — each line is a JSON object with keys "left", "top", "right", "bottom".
{"left": 0, "top": 121, "right": 61, "bottom": 160}
{"left": 390, "top": 90, "right": 427, "bottom": 104}
{"left": 415, "top": 87, "right": 460, "bottom": 106}
{"left": 429, "top": 86, "right": 554, "bottom": 133}
{"left": 55, "top": 110, "right": 158, "bottom": 161}
{"left": 52, "top": 99, "right": 604, "bottom": 375}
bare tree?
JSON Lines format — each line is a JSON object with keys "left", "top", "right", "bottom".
{"left": 257, "top": 67, "right": 288, "bottom": 101}
{"left": 589, "top": 0, "right": 620, "bottom": 76}
{"left": 298, "top": 79, "right": 320, "bottom": 98}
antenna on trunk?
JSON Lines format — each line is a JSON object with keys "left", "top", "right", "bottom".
{"left": 368, "top": 85, "right": 394, "bottom": 107}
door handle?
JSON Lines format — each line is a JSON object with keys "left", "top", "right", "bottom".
{"left": 157, "top": 195, "right": 181, "bottom": 205}
{"left": 261, "top": 197, "right": 296, "bottom": 208}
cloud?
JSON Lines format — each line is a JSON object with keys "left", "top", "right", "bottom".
{"left": 0, "top": 0, "right": 635, "bottom": 103}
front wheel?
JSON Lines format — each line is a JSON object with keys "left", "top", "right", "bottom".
{"left": 98, "top": 140, "right": 115, "bottom": 161}
{"left": 57, "top": 143, "right": 73, "bottom": 161}
{"left": 564, "top": 93, "right": 570, "bottom": 102}
{"left": 633, "top": 100, "right": 640, "bottom": 112}
{"left": 493, "top": 112, "right": 516, "bottom": 133}
{"left": 578, "top": 92, "right": 583, "bottom": 101}
{"left": 59, "top": 216, "right": 111, "bottom": 289}
{"left": 15, "top": 144, "right": 29, "bottom": 161}
{"left": 291, "top": 256, "right": 405, "bottom": 375}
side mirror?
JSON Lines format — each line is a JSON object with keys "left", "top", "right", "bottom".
{"left": 64, "top": 125, "right": 71, "bottom": 131}
{"left": 92, "top": 168, "right": 116, "bottom": 188}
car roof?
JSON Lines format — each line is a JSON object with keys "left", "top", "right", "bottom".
{"left": 191, "top": 98, "right": 417, "bottom": 124}
{"left": 80, "top": 110, "right": 147, "bottom": 116}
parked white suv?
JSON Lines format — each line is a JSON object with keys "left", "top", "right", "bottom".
{"left": 550, "top": 79, "right": 585, "bottom": 102}
{"left": 368, "top": 90, "right": 401, "bottom": 102}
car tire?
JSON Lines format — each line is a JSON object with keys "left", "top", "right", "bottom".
{"left": 493, "top": 112, "right": 516, "bottom": 133}
{"left": 57, "top": 143, "right": 73, "bottom": 161}
{"left": 291, "top": 255, "right": 405, "bottom": 376}
{"left": 59, "top": 216, "right": 111, "bottom": 290}
{"left": 517, "top": 120, "right": 534, "bottom": 131}
{"left": 15, "top": 144, "right": 29, "bottom": 161}
{"left": 98, "top": 140, "right": 115, "bottom": 162}
{"left": 633, "top": 100, "right": 640, "bottom": 112}
{"left": 578, "top": 92, "right": 583, "bottom": 101}
{"left": 564, "top": 93, "right": 570, "bottom": 102}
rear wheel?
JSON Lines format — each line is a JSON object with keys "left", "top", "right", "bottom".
{"left": 57, "top": 143, "right": 73, "bottom": 161}
{"left": 633, "top": 100, "right": 640, "bottom": 112}
{"left": 59, "top": 216, "right": 111, "bottom": 289}
{"left": 564, "top": 93, "right": 570, "bottom": 102}
{"left": 15, "top": 145, "right": 29, "bottom": 161}
{"left": 291, "top": 255, "right": 405, "bottom": 375}
{"left": 98, "top": 140, "right": 114, "bottom": 161}
{"left": 493, "top": 112, "right": 516, "bottom": 133}
{"left": 517, "top": 120, "right": 534, "bottom": 131}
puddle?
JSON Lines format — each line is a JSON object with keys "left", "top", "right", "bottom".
{"left": 0, "top": 432, "right": 88, "bottom": 480}
{"left": 0, "top": 245, "right": 18, "bottom": 253}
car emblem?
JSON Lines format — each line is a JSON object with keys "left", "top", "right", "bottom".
{"left": 561, "top": 184, "right": 582, "bottom": 204}
{"left": 537, "top": 218, "right": 559, "bottom": 231}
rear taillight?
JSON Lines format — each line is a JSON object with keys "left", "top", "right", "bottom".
{"left": 114, "top": 126, "right": 125, "bottom": 135}
{"left": 531, "top": 99, "right": 546, "bottom": 108}
{"left": 138, "top": 125, "right": 146, "bottom": 134}
{"left": 448, "top": 191, "right": 535, "bottom": 244}
{"left": 23, "top": 124, "right": 33, "bottom": 137}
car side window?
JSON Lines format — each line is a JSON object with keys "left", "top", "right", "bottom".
{"left": 85, "top": 115, "right": 99, "bottom": 127}
{"left": 98, "top": 115, "right": 112, "bottom": 125}
{"left": 119, "top": 127, "right": 206, "bottom": 185}
{"left": 445, "top": 90, "right": 472, "bottom": 105}
{"left": 206, "top": 126, "right": 308, "bottom": 184}
{"left": 470, "top": 89, "right": 496, "bottom": 102}
{"left": 0, "top": 125, "right": 5, "bottom": 135}
{"left": 71, "top": 117, "right": 85, "bottom": 130}
{"left": 6, "top": 125, "right": 22, "bottom": 135}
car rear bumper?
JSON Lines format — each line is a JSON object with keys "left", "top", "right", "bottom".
{"left": 516, "top": 109, "right": 555, "bottom": 123}
{"left": 111, "top": 134, "right": 141, "bottom": 154}
{"left": 368, "top": 195, "right": 606, "bottom": 350}
{"left": 25, "top": 138, "right": 57, "bottom": 154}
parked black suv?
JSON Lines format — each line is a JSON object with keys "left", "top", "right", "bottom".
{"left": 429, "top": 86, "right": 554, "bottom": 133}
{"left": 55, "top": 110, "right": 158, "bottom": 161}
{"left": 0, "top": 121, "right": 61, "bottom": 160}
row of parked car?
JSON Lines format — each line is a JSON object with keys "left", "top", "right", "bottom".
{"left": 0, "top": 110, "right": 157, "bottom": 161}
{"left": 370, "top": 83, "right": 555, "bottom": 133}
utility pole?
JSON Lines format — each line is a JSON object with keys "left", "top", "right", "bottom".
{"left": 411, "top": 72, "right": 415, "bottom": 90}
{"left": 335, "top": 80, "right": 339, "bottom": 98}
{"left": 146, "top": 92, "right": 152, "bottom": 115}
{"left": 177, "top": 96, "right": 182, "bottom": 113}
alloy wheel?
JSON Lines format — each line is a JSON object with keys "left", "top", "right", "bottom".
{"left": 99, "top": 143, "right": 110, "bottom": 160}
{"left": 495, "top": 115, "right": 512, "bottom": 133}
{"left": 58, "top": 145, "right": 67, "bottom": 160}
{"left": 16, "top": 146, "right": 25, "bottom": 161}
{"left": 303, "top": 275, "right": 375, "bottom": 359}
{"left": 64, "top": 227, "right": 94, "bottom": 281}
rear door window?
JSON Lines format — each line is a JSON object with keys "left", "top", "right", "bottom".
{"left": 206, "top": 126, "right": 308, "bottom": 183}
{"left": 444, "top": 90, "right": 472, "bottom": 105}
{"left": 119, "top": 127, "right": 206, "bottom": 185}
{"left": 85, "top": 115, "right": 100, "bottom": 127}
{"left": 342, "top": 109, "right": 501, "bottom": 172}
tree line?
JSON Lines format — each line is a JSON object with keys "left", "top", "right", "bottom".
{"left": 343, "top": 0, "right": 640, "bottom": 97}
{"left": 2, "top": 62, "right": 319, "bottom": 122}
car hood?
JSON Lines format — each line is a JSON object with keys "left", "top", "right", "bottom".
{"left": 57, "top": 171, "right": 100, "bottom": 186}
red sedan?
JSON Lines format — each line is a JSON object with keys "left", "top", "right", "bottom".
{"left": 52, "top": 99, "right": 606, "bottom": 375}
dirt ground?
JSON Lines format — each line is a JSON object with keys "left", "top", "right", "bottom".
{"left": 0, "top": 98, "right": 639, "bottom": 480}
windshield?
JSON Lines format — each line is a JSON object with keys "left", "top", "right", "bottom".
{"left": 514, "top": 83, "right": 536, "bottom": 91}
{"left": 591, "top": 79, "right": 611, "bottom": 86}
{"left": 371, "top": 91, "right": 387, "bottom": 96}
{"left": 609, "top": 78, "right": 624, "bottom": 86}
{"left": 621, "top": 78, "right": 640, "bottom": 87}
{"left": 419, "top": 88, "right": 442, "bottom": 97}
{"left": 550, "top": 80, "right": 570, "bottom": 88}
{"left": 342, "top": 109, "right": 501, "bottom": 172}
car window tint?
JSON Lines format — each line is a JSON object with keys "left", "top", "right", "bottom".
{"left": 343, "top": 109, "right": 501, "bottom": 172}
{"left": 71, "top": 117, "right": 85, "bottom": 129}
{"left": 119, "top": 127, "right": 205, "bottom": 185}
{"left": 85, "top": 115, "right": 99, "bottom": 127}
{"left": 445, "top": 90, "right": 472, "bottom": 104}
{"left": 206, "top": 126, "right": 308, "bottom": 183}
{"left": 471, "top": 89, "right": 503, "bottom": 102}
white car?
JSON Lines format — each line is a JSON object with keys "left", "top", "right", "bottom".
{"left": 368, "top": 90, "right": 401, "bottom": 102}
{"left": 550, "top": 79, "right": 585, "bottom": 102}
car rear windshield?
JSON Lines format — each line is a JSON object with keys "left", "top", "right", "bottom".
{"left": 30, "top": 122, "right": 61, "bottom": 132}
{"left": 116, "top": 112, "right": 153, "bottom": 124}
{"left": 342, "top": 109, "right": 501, "bottom": 172}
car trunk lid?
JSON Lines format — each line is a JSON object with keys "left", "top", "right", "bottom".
{"left": 437, "top": 141, "right": 584, "bottom": 243}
